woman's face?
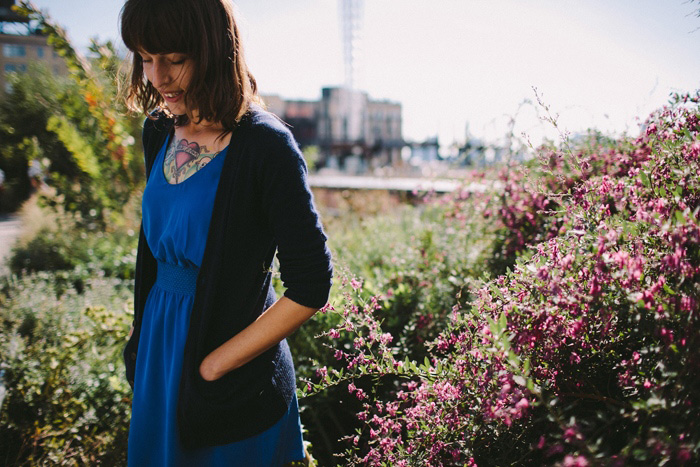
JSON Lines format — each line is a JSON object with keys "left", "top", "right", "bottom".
{"left": 138, "top": 51, "right": 192, "bottom": 116}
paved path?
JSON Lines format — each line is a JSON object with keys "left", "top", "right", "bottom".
{"left": 0, "top": 215, "right": 22, "bottom": 274}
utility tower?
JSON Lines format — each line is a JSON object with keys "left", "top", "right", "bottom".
{"left": 339, "top": 0, "right": 364, "bottom": 90}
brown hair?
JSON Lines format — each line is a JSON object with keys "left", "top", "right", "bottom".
{"left": 120, "top": 0, "right": 257, "bottom": 130}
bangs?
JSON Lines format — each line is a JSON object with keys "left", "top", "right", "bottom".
{"left": 121, "top": 0, "right": 196, "bottom": 54}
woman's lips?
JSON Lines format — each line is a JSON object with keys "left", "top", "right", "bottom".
{"left": 162, "top": 91, "right": 183, "bottom": 103}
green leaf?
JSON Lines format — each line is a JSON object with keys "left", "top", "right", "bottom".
{"left": 499, "top": 311, "right": 507, "bottom": 330}
{"left": 675, "top": 210, "right": 685, "bottom": 224}
{"left": 640, "top": 171, "right": 651, "bottom": 189}
{"left": 490, "top": 284, "right": 504, "bottom": 300}
{"left": 46, "top": 115, "right": 100, "bottom": 178}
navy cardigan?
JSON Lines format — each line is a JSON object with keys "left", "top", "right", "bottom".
{"left": 123, "top": 106, "right": 333, "bottom": 449}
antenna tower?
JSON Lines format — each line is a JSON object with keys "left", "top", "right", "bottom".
{"left": 339, "top": 0, "right": 363, "bottom": 90}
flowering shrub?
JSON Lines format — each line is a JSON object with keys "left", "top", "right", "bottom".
{"left": 328, "top": 203, "right": 494, "bottom": 356}
{"left": 306, "top": 92, "right": 700, "bottom": 465}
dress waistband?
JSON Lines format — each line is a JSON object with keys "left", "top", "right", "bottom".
{"left": 155, "top": 261, "right": 199, "bottom": 295}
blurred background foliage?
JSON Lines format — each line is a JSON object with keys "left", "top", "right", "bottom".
{"left": 1, "top": 2, "right": 143, "bottom": 221}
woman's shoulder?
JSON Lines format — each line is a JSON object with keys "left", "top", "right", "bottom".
{"left": 143, "top": 109, "right": 173, "bottom": 130}
{"left": 237, "top": 105, "right": 308, "bottom": 178}
{"left": 142, "top": 110, "right": 174, "bottom": 146}
{"left": 242, "top": 104, "right": 299, "bottom": 153}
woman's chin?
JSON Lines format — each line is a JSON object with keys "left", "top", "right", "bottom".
{"left": 165, "top": 105, "right": 186, "bottom": 116}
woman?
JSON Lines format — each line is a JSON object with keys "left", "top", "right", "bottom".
{"left": 120, "top": 0, "right": 333, "bottom": 465}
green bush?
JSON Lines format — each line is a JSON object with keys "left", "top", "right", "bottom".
{"left": 9, "top": 194, "right": 140, "bottom": 283}
{"left": 0, "top": 272, "right": 133, "bottom": 465}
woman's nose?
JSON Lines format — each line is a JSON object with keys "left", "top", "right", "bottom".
{"left": 150, "top": 61, "right": 171, "bottom": 88}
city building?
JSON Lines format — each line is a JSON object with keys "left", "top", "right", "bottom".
{"left": 0, "top": 0, "right": 67, "bottom": 93}
{"left": 263, "top": 86, "right": 403, "bottom": 174}
{"left": 407, "top": 137, "right": 440, "bottom": 165}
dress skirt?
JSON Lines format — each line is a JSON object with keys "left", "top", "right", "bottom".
{"left": 127, "top": 136, "right": 305, "bottom": 466}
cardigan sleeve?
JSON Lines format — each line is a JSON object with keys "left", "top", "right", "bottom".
{"left": 256, "top": 121, "right": 333, "bottom": 309}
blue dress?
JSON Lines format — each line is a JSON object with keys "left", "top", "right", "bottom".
{"left": 128, "top": 136, "right": 305, "bottom": 466}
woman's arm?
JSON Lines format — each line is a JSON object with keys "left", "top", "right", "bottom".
{"left": 198, "top": 117, "right": 332, "bottom": 382}
{"left": 198, "top": 297, "right": 317, "bottom": 381}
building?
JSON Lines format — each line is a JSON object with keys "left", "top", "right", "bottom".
{"left": 263, "top": 86, "right": 403, "bottom": 174}
{"left": 407, "top": 137, "right": 440, "bottom": 165}
{"left": 0, "top": 0, "right": 67, "bottom": 93}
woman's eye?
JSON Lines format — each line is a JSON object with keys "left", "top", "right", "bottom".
{"left": 170, "top": 60, "right": 185, "bottom": 65}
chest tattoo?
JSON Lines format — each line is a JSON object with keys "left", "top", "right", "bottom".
{"left": 163, "top": 138, "right": 220, "bottom": 184}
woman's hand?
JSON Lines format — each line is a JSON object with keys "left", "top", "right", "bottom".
{"left": 196, "top": 296, "right": 318, "bottom": 383}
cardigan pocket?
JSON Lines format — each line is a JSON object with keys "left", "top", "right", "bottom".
{"left": 177, "top": 344, "right": 290, "bottom": 448}
{"left": 192, "top": 345, "right": 275, "bottom": 400}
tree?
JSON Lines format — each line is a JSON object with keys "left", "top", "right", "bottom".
{"left": 2, "top": 1, "right": 144, "bottom": 222}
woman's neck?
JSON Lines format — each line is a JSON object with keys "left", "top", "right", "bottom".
{"left": 170, "top": 113, "right": 228, "bottom": 152}
{"left": 179, "top": 115, "right": 224, "bottom": 134}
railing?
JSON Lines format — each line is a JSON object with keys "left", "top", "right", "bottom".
{"left": 308, "top": 174, "right": 495, "bottom": 194}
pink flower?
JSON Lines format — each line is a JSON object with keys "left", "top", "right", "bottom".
{"left": 680, "top": 295, "right": 696, "bottom": 312}
{"left": 536, "top": 436, "right": 546, "bottom": 449}
{"left": 677, "top": 449, "right": 691, "bottom": 462}
{"left": 588, "top": 278, "right": 601, "bottom": 296}
{"left": 563, "top": 426, "right": 582, "bottom": 442}
{"left": 560, "top": 253, "right": 575, "bottom": 270}
{"left": 515, "top": 398, "right": 529, "bottom": 410}
{"left": 563, "top": 455, "right": 589, "bottom": 467}
{"left": 628, "top": 256, "right": 644, "bottom": 281}
{"left": 611, "top": 250, "right": 629, "bottom": 269}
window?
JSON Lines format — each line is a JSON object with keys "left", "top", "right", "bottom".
{"left": 37, "top": 46, "right": 45, "bottom": 58}
{"left": 4, "top": 63, "right": 27, "bottom": 73}
{"left": 3, "top": 44, "right": 26, "bottom": 57}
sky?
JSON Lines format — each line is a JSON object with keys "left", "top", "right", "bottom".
{"left": 21, "top": 0, "right": 700, "bottom": 147}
